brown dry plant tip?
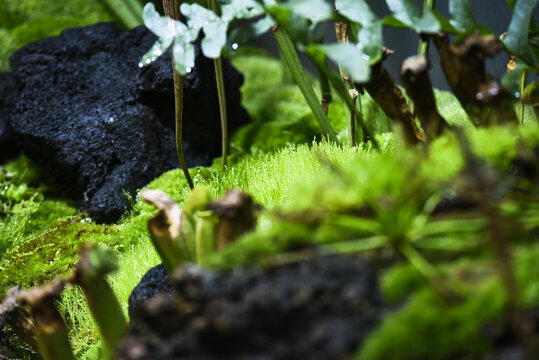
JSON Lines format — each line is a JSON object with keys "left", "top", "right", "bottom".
{"left": 69, "top": 245, "right": 127, "bottom": 352}
{"left": 141, "top": 188, "right": 186, "bottom": 272}
{"left": 163, "top": 0, "right": 194, "bottom": 189}
{"left": 401, "top": 55, "right": 448, "bottom": 139}
{"left": 0, "top": 286, "right": 38, "bottom": 350}
{"left": 17, "top": 280, "right": 76, "bottom": 360}
{"left": 357, "top": 48, "right": 426, "bottom": 145}
{"left": 208, "top": 189, "right": 259, "bottom": 251}
{"left": 431, "top": 33, "right": 517, "bottom": 125}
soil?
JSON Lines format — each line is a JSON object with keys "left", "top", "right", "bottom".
{"left": 120, "top": 255, "right": 384, "bottom": 360}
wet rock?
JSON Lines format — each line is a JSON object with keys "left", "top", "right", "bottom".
{"left": 120, "top": 255, "right": 383, "bottom": 360}
{"left": 5, "top": 22, "right": 248, "bottom": 223}
{"left": 0, "top": 73, "right": 19, "bottom": 163}
{"left": 128, "top": 264, "right": 172, "bottom": 320}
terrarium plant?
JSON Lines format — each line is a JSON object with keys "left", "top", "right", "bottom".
{"left": 2, "top": 0, "right": 539, "bottom": 359}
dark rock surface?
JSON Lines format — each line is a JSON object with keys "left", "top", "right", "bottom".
{"left": 4, "top": 22, "right": 248, "bottom": 223}
{"left": 128, "top": 264, "right": 172, "bottom": 320}
{"left": 120, "top": 255, "right": 383, "bottom": 360}
{"left": 0, "top": 73, "right": 19, "bottom": 163}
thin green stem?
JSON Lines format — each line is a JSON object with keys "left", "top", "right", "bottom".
{"left": 172, "top": 67, "right": 194, "bottom": 189}
{"left": 207, "top": 0, "right": 228, "bottom": 171}
{"left": 71, "top": 246, "right": 127, "bottom": 354}
{"left": 317, "top": 67, "right": 332, "bottom": 139}
{"left": 272, "top": 26, "right": 339, "bottom": 143}
{"left": 214, "top": 57, "right": 228, "bottom": 170}
{"left": 163, "top": 0, "right": 194, "bottom": 189}
{"left": 417, "top": 0, "right": 435, "bottom": 56}
{"left": 520, "top": 70, "right": 528, "bottom": 123}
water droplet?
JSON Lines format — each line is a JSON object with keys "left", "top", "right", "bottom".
{"left": 145, "top": 58, "right": 151, "bottom": 64}
{"left": 232, "top": 43, "right": 239, "bottom": 50}
{"left": 152, "top": 48, "right": 162, "bottom": 56}
{"left": 138, "top": 62, "right": 143, "bottom": 68}
{"left": 108, "top": 117, "right": 114, "bottom": 124}
{"left": 515, "top": 92, "right": 521, "bottom": 99}
{"left": 185, "top": 67, "right": 192, "bottom": 73}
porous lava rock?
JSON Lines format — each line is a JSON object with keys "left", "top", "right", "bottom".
{"left": 5, "top": 22, "right": 248, "bottom": 223}
{"left": 128, "top": 264, "right": 172, "bottom": 320}
{"left": 0, "top": 73, "right": 19, "bottom": 162}
{"left": 120, "top": 255, "right": 383, "bottom": 360}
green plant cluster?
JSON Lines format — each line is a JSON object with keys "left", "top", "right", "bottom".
{"left": 2, "top": 46, "right": 539, "bottom": 358}
{"left": 0, "top": 0, "right": 113, "bottom": 71}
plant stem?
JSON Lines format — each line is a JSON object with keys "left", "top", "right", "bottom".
{"left": 163, "top": 0, "right": 194, "bottom": 189}
{"left": 207, "top": 0, "right": 229, "bottom": 171}
{"left": 417, "top": 0, "right": 435, "bottom": 56}
{"left": 335, "top": 21, "right": 363, "bottom": 146}
{"left": 399, "top": 241, "right": 460, "bottom": 302}
{"left": 141, "top": 189, "right": 188, "bottom": 273}
{"left": 70, "top": 245, "right": 127, "bottom": 354}
{"left": 317, "top": 68, "right": 332, "bottom": 140}
{"left": 520, "top": 70, "right": 528, "bottom": 123}
{"left": 272, "top": 26, "right": 339, "bottom": 143}
{"left": 214, "top": 57, "right": 229, "bottom": 170}
{"left": 99, "top": 0, "right": 142, "bottom": 29}
{"left": 18, "top": 281, "right": 76, "bottom": 360}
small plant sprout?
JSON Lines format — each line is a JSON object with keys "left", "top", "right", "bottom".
{"left": 17, "top": 280, "right": 76, "bottom": 360}
{"left": 0, "top": 286, "right": 38, "bottom": 351}
{"left": 140, "top": 188, "right": 188, "bottom": 272}
{"left": 68, "top": 244, "right": 127, "bottom": 356}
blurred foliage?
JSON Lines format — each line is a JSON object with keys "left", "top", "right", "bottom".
{"left": 0, "top": 0, "right": 112, "bottom": 71}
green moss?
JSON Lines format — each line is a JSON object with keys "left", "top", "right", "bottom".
{"left": 0, "top": 216, "right": 117, "bottom": 295}
{"left": 357, "top": 282, "right": 506, "bottom": 360}
{"left": 381, "top": 263, "right": 426, "bottom": 303}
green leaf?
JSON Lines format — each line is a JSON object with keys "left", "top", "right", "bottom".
{"left": 449, "top": 0, "right": 477, "bottom": 33}
{"left": 356, "top": 21, "right": 383, "bottom": 64}
{"left": 317, "top": 43, "right": 371, "bottom": 82}
{"left": 201, "top": 21, "right": 229, "bottom": 58}
{"left": 272, "top": 28, "right": 338, "bottom": 142}
{"left": 172, "top": 41, "right": 196, "bottom": 74}
{"left": 282, "top": 0, "right": 333, "bottom": 25}
{"left": 222, "top": 0, "right": 265, "bottom": 20}
{"left": 503, "top": 0, "right": 539, "bottom": 65}
{"left": 141, "top": 3, "right": 196, "bottom": 72}
{"left": 385, "top": 0, "right": 440, "bottom": 33}
{"left": 335, "top": 0, "right": 378, "bottom": 24}
{"left": 142, "top": 3, "right": 186, "bottom": 41}
{"left": 432, "top": 10, "right": 459, "bottom": 33}
{"left": 180, "top": 3, "right": 229, "bottom": 59}
{"left": 522, "top": 80, "right": 539, "bottom": 106}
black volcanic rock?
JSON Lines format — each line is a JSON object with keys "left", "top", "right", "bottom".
{"left": 120, "top": 255, "right": 383, "bottom": 360}
{"left": 128, "top": 264, "right": 172, "bottom": 320}
{"left": 5, "top": 22, "right": 248, "bottom": 223}
{"left": 0, "top": 73, "right": 19, "bottom": 162}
